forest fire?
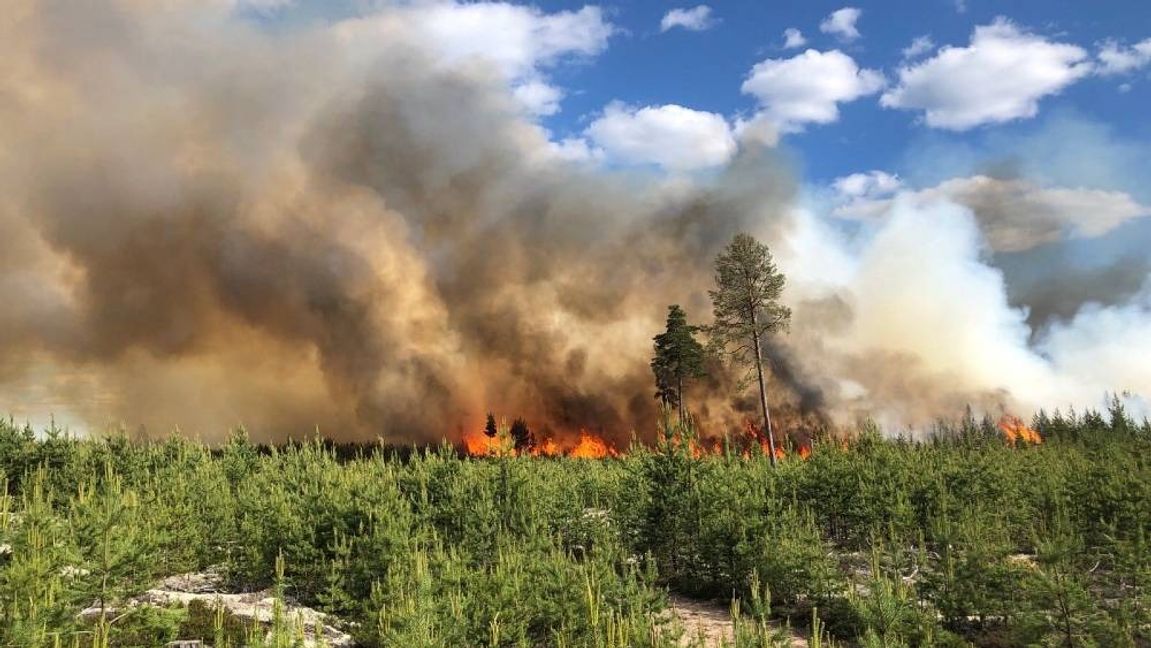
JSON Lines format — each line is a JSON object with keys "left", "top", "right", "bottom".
{"left": 461, "top": 411, "right": 1049, "bottom": 458}
{"left": 998, "top": 414, "right": 1043, "bottom": 446}
{"left": 463, "top": 430, "right": 500, "bottom": 456}
{"left": 533, "top": 438, "right": 561, "bottom": 457}
{"left": 566, "top": 432, "right": 620, "bottom": 458}
{"left": 460, "top": 428, "right": 619, "bottom": 458}
{"left": 742, "top": 420, "right": 790, "bottom": 460}
{"left": 460, "top": 418, "right": 814, "bottom": 460}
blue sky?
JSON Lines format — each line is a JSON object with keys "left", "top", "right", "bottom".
{"left": 246, "top": 1, "right": 1151, "bottom": 190}
{"left": 532, "top": 0, "right": 1151, "bottom": 182}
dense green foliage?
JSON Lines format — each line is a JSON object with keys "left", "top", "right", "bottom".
{"left": 651, "top": 304, "right": 707, "bottom": 423}
{"left": 0, "top": 407, "right": 1149, "bottom": 647}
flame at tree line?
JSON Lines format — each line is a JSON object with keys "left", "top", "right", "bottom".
{"left": 461, "top": 427, "right": 621, "bottom": 458}
{"left": 459, "top": 417, "right": 800, "bottom": 459}
{"left": 459, "top": 425, "right": 790, "bottom": 459}
{"left": 999, "top": 414, "right": 1044, "bottom": 446}
{"left": 461, "top": 412, "right": 1040, "bottom": 459}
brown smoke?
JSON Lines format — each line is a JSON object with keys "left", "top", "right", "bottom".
{"left": 0, "top": 0, "right": 801, "bottom": 442}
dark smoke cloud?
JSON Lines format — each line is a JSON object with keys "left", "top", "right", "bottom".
{"left": 0, "top": 0, "right": 800, "bottom": 442}
{"left": 1011, "top": 256, "right": 1150, "bottom": 333}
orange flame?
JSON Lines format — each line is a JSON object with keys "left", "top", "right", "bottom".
{"left": 567, "top": 431, "right": 619, "bottom": 459}
{"left": 462, "top": 419, "right": 812, "bottom": 461}
{"left": 998, "top": 414, "right": 1042, "bottom": 446}
{"left": 463, "top": 429, "right": 503, "bottom": 456}
{"left": 740, "top": 419, "right": 794, "bottom": 460}
{"left": 531, "top": 438, "right": 561, "bottom": 457}
{"left": 667, "top": 432, "right": 719, "bottom": 458}
{"left": 462, "top": 427, "right": 617, "bottom": 459}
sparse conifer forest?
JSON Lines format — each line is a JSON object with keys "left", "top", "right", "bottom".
{"left": 1, "top": 406, "right": 1150, "bottom": 647}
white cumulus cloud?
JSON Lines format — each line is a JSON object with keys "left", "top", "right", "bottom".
{"left": 546, "top": 137, "right": 604, "bottom": 164}
{"left": 902, "top": 35, "right": 935, "bottom": 60}
{"left": 880, "top": 18, "right": 1093, "bottom": 130}
{"left": 1097, "top": 38, "right": 1151, "bottom": 76}
{"left": 819, "top": 7, "right": 862, "bottom": 42}
{"left": 782, "top": 28, "right": 807, "bottom": 49}
{"left": 833, "top": 170, "right": 902, "bottom": 199}
{"left": 413, "top": 4, "right": 613, "bottom": 78}
{"left": 585, "top": 102, "right": 736, "bottom": 171}
{"left": 512, "top": 80, "right": 564, "bottom": 116}
{"left": 660, "top": 5, "right": 717, "bottom": 33}
{"left": 341, "top": 3, "right": 614, "bottom": 117}
{"left": 741, "top": 49, "right": 884, "bottom": 132}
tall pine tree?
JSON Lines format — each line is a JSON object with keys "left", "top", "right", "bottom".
{"left": 651, "top": 305, "right": 706, "bottom": 425}
{"left": 708, "top": 233, "right": 791, "bottom": 467}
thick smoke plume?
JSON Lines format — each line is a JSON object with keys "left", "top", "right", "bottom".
{"left": 0, "top": 0, "right": 794, "bottom": 442}
{"left": 1, "top": 0, "right": 1148, "bottom": 442}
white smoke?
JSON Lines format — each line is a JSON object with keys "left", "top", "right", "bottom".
{"left": 775, "top": 192, "right": 1151, "bottom": 427}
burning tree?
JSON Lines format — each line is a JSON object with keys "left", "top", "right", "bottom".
{"left": 651, "top": 304, "right": 707, "bottom": 425}
{"left": 510, "top": 417, "right": 535, "bottom": 453}
{"left": 998, "top": 414, "right": 1042, "bottom": 446}
{"left": 708, "top": 233, "right": 791, "bottom": 468}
